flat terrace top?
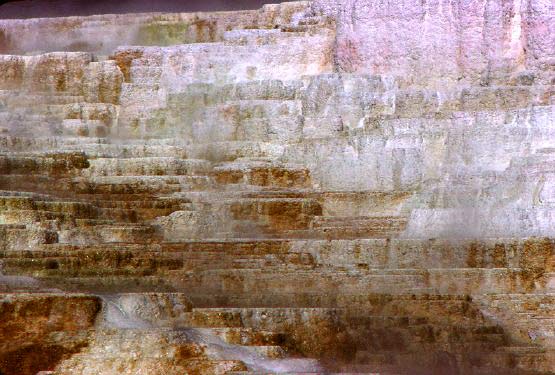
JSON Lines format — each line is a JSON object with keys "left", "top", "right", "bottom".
{"left": 0, "top": 1, "right": 315, "bottom": 55}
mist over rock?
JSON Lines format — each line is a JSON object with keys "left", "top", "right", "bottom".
{"left": 0, "top": 1, "right": 554, "bottom": 374}
{"left": 0, "top": 0, "right": 274, "bottom": 19}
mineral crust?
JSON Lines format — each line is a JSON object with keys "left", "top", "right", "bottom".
{"left": 0, "top": 1, "right": 554, "bottom": 374}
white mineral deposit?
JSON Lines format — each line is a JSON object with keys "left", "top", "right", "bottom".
{"left": 0, "top": 0, "right": 554, "bottom": 374}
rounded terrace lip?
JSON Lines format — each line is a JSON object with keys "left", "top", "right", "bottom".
{"left": 0, "top": 0, "right": 274, "bottom": 19}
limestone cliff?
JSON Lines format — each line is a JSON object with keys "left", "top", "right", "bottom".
{"left": 0, "top": 1, "right": 554, "bottom": 374}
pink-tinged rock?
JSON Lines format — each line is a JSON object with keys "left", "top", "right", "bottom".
{"left": 314, "top": 0, "right": 554, "bottom": 87}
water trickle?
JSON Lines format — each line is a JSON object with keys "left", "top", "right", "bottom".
{"left": 100, "top": 295, "right": 152, "bottom": 329}
{"left": 97, "top": 294, "right": 326, "bottom": 373}
{"left": 188, "top": 328, "right": 325, "bottom": 373}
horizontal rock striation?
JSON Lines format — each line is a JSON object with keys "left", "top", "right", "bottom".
{"left": 0, "top": 1, "right": 554, "bottom": 374}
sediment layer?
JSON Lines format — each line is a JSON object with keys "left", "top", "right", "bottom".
{"left": 0, "top": 1, "right": 554, "bottom": 374}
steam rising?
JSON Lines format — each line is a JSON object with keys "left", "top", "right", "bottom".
{"left": 0, "top": 0, "right": 274, "bottom": 19}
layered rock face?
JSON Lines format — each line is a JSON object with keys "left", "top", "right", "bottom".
{"left": 0, "top": 1, "right": 554, "bottom": 374}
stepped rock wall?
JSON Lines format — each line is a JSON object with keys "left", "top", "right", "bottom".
{"left": 0, "top": 1, "right": 554, "bottom": 374}
{"left": 0, "top": 2, "right": 314, "bottom": 54}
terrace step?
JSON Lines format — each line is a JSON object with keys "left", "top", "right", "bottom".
{"left": 0, "top": 3, "right": 554, "bottom": 373}
{"left": 84, "top": 157, "right": 212, "bottom": 176}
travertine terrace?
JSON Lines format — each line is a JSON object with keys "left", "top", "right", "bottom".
{"left": 0, "top": 1, "right": 554, "bottom": 374}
